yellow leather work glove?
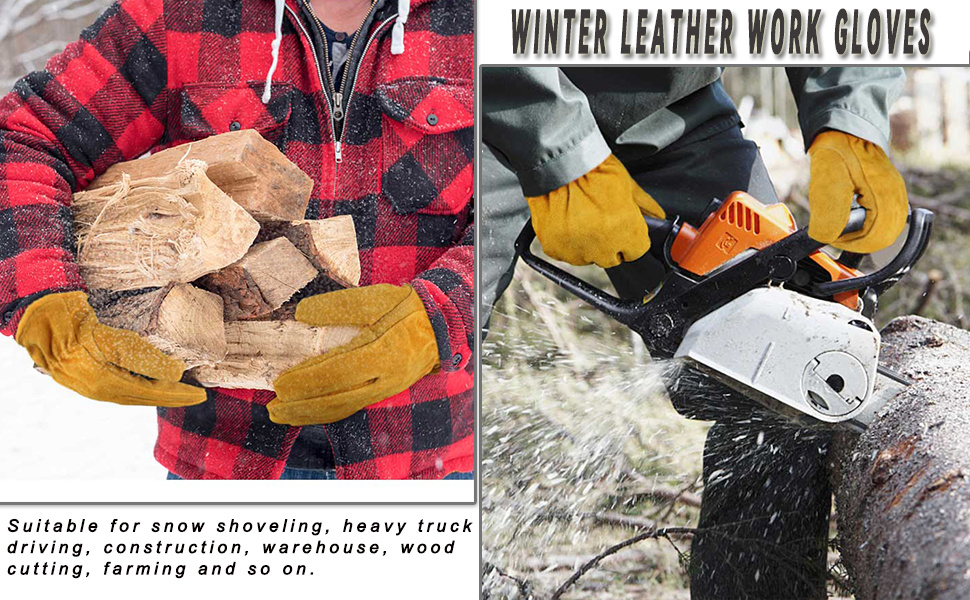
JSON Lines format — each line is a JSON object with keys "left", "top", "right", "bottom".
{"left": 526, "top": 154, "right": 666, "bottom": 268}
{"left": 269, "top": 284, "right": 439, "bottom": 426}
{"left": 15, "top": 291, "right": 206, "bottom": 407}
{"left": 808, "top": 130, "right": 909, "bottom": 253}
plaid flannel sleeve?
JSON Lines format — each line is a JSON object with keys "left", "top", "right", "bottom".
{"left": 0, "top": 0, "right": 169, "bottom": 336}
{"left": 411, "top": 221, "right": 474, "bottom": 373}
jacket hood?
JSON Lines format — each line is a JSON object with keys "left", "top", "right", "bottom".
{"left": 262, "top": 0, "right": 421, "bottom": 103}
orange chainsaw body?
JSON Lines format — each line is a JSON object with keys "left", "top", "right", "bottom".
{"left": 669, "top": 192, "right": 862, "bottom": 309}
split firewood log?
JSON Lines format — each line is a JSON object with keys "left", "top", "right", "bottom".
{"left": 189, "top": 320, "right": 359, "bottom": 390}
{"left": 70, "top": 130, "right": 362, "bottom": 390}
{"left": 74, "top": 160, "right": 260, "bottom": 291}
{"left": 88, "top": 284, "right": 227, "bottom": 368}
{"left": 90, "top": 129, "right": 313, "bottom": 221}
{"left": 258, "top": 216, "right": 361, "bottom": 288}
{"left": 197, "top": 237, "right": 318, "bottom": 320}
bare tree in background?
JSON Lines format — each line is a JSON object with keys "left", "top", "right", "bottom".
{"left": 0, "top": 0, "right": 112, "bottom": 89}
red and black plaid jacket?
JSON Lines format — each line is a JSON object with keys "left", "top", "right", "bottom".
{"left": 0, "top": 0, "right": 474, "bottom": 479}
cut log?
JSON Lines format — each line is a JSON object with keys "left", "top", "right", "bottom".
{"left": 89, "top": 130, "right": 313, "bottom": 220}
{"left": 189, "top": 320, "right": 359, "bottom": 390}
{"left": 197, "top": 237, "right": 318, "bottom": 320}
{"left": 74, "top": 160, "right": 260, "bottom": 291}
{"left": 258, "top": 216, "right": 361, "bottom": 287}
{"left": 831, "top": 316, "right": 970, "bottom": 600}
{"left": 89, "top": 283, "right": 227, "bottom": 368}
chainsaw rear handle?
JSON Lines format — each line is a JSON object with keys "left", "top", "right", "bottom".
{"left": 812, "top": 207, "right": 934, "bottom": 296}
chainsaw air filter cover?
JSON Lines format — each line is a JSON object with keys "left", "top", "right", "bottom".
{"left": 674, "top": 286, "right": 881, "bottom": 425}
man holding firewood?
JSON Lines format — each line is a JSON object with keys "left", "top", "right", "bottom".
{"left": 0, "top": 0, "right": 474, "bottom": 480}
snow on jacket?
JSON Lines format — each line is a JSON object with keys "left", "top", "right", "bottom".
{"left": 0, "top": 0, "right": 474, "bottom": 479}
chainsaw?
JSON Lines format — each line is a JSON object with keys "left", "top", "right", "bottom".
{"left": 515, "top": 192, "right": 934, "bottom": 432}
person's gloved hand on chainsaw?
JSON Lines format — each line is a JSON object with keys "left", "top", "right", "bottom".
{"left": 807, "top": 130, "right": 909, "bottom": 253}
{"left": 269, "top": 284, "right": 439, "bottom": 426}
{"left": 526, "top": 154, "right": 666, "bottom": 268}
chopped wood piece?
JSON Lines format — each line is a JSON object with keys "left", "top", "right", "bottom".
{"left": 89, "top": 130, "right": 313, "bottom": 220}
{"left": 240, "top": 238, "right": 319, "bottom": 307}
{"left": 258, "top": 216, "right": 361, "bottom": 287}
{"left": 197, "top": 237, "right": 317, "bottom": 320}
{"left": 89, "top": 283, "right": 227, "bottom": 368}
{"left": 189, "top": 320, "right": 359, "bottom": 389}
{"left": 74, "top": 160, "right": 260, "bottom": 291}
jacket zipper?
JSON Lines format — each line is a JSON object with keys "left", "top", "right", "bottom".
{"left": 337, "top": 14, "right": 398, "bottom": 163}
{"left": 284, "top": 5, "right": 334, "bottom": 142}
{"left": 299, "top": 0, "right": 381, "bottom": 163}
{"left": 284, "top": 3, "right": 399, "bottom": 169}
{"left": 331, "top": 1, "right": 379, "bottom": 123}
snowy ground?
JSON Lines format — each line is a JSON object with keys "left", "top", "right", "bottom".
{"left": 0, "top": 337, "right": 166, "bottom": 480}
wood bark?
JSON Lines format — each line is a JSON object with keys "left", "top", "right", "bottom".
{"left": 197, "top": 237, "right": 318, "bottom": 320}
{"left": 832, "top": 316, "right": 970, "bottom": 600}
{"left": 90, "top": 129, "right": 313, "bottom": 221}
{"left": 74, "top": 160, "right": 260, "bottom": 290}
{"left": 88, "top": 284, "right": 227, "bottom": 368}
{"left": 189, "top": 320, "right": 359, "bottom": 390}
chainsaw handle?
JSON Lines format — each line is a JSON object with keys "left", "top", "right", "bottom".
{"left": 841, "top": 206, "right": 869, "bottom": 236}
{"left": 643, "top": 215, "right": 678, "bottom": 254}
{"left": 812, "top": 207, "right": 935, "bottom": 296}
{"left": 513, "top": 206, "right": 872, "bottom": 328}
{"left": 514, "top": 220, "right": 645, "bottom": 326}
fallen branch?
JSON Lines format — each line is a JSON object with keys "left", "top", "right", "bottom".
{"left": 617, "top": 478, "right": 702, "bottom": 509}
{"left": 549, "top": 525, "right": 696, "bottom": 600}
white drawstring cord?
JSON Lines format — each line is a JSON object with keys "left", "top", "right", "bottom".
{"left": 390, "top": 0, "right": 409, "bottom": 54}
{"left": 262, "top": 0, "right": 287, "bottom": 103}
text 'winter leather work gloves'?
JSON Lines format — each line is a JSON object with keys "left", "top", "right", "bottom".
{"left": 15, "top": 291, "right": 206, "bottom": 407}
{"left": 269, "top": 284, "right": 439, "bottom": 426}
{"left": 527, "top": 154, "right": 666, "bottom": 268}
{"left": 808, "top": 131, "right": 909, "bottom": 253}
